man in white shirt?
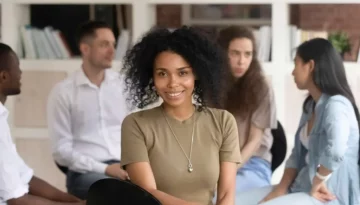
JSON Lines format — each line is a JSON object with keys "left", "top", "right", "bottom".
{"left": 47, "top": 21, "right": 129, "bottom": 200}
{"left": 0, "top": 43, "right": 85, "bottom": 205}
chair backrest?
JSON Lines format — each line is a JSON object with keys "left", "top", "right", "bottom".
{"left": 55, "top": 161, "right": 68, "bottom": 174}
{"left": 270, "top": 120, "right": 287, "bottom": 172}
{"left": 86, "top": 178, "right": 162, "bottom": 205}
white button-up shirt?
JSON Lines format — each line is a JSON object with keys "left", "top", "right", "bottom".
{"left": 0, "top": 102, "right": 34, "bottom": 204}
{"left": 47, "top": 68, "right": 128, "bottom": 174}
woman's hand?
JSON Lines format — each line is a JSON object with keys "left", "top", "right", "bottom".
{"left": 259, "top": 186, "right": 287, "bottom": 204}
{"left": 310, "top": 177, "right": 336, "bottom": 203}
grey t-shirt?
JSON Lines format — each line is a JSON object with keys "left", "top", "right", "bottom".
{"left": 235, "top": 83, "right": 277, "bottom": 163}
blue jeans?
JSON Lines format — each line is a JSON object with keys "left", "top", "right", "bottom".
{"left": 66, "top": 160, "right": 119, "bottom": 199}
{"left": 235, "top": 185, "right": 324, "bottom": 205}
{"left": 213, "top": 157, "right": 272, "bottom": 204}
{"left": 236, "top": 157, "right": 272, "bottom": 193}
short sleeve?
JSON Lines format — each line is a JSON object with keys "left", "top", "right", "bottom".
{"left": 120, "top": 114, "right": 149, "bottom": 168}
{"left": 219, "top": 111, "right": 242, "bottom": 164}
{"left": 251, "top": 85, "right": 277, "bottom": 130}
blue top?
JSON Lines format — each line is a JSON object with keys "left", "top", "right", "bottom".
{"left": 285, "top": 94, "right": 360, "bottom": 205}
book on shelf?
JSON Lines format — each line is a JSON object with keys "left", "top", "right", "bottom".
{"left": 19, "top": 25, "right": 73, "bottom": 59}
{"left": 253, "top": 26, "right": 272, "bottom": 62}
{"left": 289, "top": 25, "right": 360, "bottom": 63}
{"left": 289, "top": 25, "right": 328, "bottom": 59}
{"left": 19, "top": 25, "right": 131, "bottom": 61}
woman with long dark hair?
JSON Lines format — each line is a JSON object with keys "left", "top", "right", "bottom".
{"left": 235, "top": 38, "right": 360, "bottom": 205}
{"left": 217, "top": 26, "right": 277, "bottom": 193}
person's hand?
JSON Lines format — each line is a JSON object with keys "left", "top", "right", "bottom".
{"left": 259, "top": 187, "right": 287, "bottom": 204}
{"left": 310, "top": 177, "right": 336, "bottom": 203}
{"left": 105, "top": 163, "right": 130, "bottom": 180}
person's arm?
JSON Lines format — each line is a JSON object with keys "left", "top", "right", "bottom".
{"left": 259, "top": 156, "right": 297, "bottom": 203}
{"left": 239, "top": 124, "right": 264, "bottom": 165}
{"left": 126, "top": 162, "right": 200, "bottom": 205}
{"left": 28, "top": 176, "right": 81, "bottom": 202}
{"left": 317, "top": 98, "right": 350, "bottom": 173}
{"left": 216, "top": 111, "right": 241, "bottom": 205}
{"left": 311, "top": 98, "right": 351, "bottom": 188}
{"left": 216, "top": 162, "right": 237, "bottom": 205}
{"left": 275, "top": 139, "right": 299, "bottom": 192}
{"left": 47, "top": 85, "right": 108, "bottom": 174}
{"left": 240, "top": 86, "right": 277, "bottom": 165}
{"left": 121, "top": 115, "right": 200, "bottom": 205}
{"left": 273, "top": 168, "right": 297, "bottom": 192}
{"left": 261, "top": 133, "right": 299, "bottom": 204}
{"left": 0, "top": 131, "right": 83, "bottom": 205}
{"left": 7, "top": 195, "right": 84, "bottom": 205}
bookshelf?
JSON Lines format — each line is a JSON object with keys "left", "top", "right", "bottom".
{"left": 0, "top": 0, "right": 359, "bottom": 185}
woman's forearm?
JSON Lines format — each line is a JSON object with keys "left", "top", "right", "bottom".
{"left": 216, "top": 192, "right": 233, "bottom": 205}
{"left": 239, "top": 138, "right": 262, "bottom": 166}
{"left": 275, "top": 168, "right": 297, "bottom": 191}
{"left": 148, "top": 189, "right": 201, "bottom": 205}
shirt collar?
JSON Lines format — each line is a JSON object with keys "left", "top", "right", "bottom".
{"left": 0, "top": 101, "right": 9, "bottom": 117}
{"left": 301, "top": 93, "right": 329, "bottom": 123}
{"left": 75, "top": 67, "right": 117, "bottom": 87}
{"left": 314, "top": 93, "right": 329, "bottom": 112}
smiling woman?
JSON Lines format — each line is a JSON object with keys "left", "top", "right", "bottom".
{"left": 120, "top": 26, "right": 241, "bottom": 205}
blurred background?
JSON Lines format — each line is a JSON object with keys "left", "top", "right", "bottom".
{"left": 1, "top": 0, "right": 360, "bottom": 191}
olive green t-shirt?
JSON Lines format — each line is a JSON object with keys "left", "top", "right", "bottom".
{"left": 121, "top": 106, "right": 241, "bottom": 205}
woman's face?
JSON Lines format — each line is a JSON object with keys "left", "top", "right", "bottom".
{"left": 153, "top": 51, "right": 195, "bottom": 108}
{"left": 292, "top": 55, "right": 314, "bottom": 90}
{"left": 228, "top": 37, "right": 253, "bottom": 78}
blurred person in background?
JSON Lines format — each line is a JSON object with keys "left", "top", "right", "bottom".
{"left": 0, "top": 42, "right": 85, "bottom": 205}
{"left": 47, "top": 20, "right": 129, "bottom": 200}
{"left": 236, "top": 38, "right": 360, "bottom": 205}
{"left": 217, "top": 26, "right": 277, "bottom": 193}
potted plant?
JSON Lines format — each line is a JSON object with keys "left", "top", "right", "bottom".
{"left": 328, "top": 31, "right": 351, "bottom": 58}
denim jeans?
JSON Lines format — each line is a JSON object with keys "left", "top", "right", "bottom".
{"left": 235, "top": 185, "right": 324, "bottom": 205}
{"left": 66, "top": 160, "right": 119, "bottom": 200}
{"left": 236, "top": 157, "right": 272, "bottom": 193}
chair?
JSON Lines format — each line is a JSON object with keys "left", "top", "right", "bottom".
{"left": 55, "top": 161, "right": 68, "bottom": 175}
{"left": 86, "top": 178, "right": 161, "bottom": 205}
{"left": 270, "top": 120, "right": 287, "bottom": 172}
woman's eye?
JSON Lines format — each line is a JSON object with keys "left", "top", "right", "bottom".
{"left": 158, "top": 72, "right": 166, "bottom": 76}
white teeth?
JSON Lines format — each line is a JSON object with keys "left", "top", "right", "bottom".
{"left": 168, "top": 92, "right": 182, "bottom": 97}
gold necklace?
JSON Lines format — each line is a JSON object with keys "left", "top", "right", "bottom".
{"left": 161, "top": 107, "right": 196, "bottom": 173}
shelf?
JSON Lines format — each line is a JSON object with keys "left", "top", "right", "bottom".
{"left": 7, "top": 0, "right": 360, "bottom": 7}
{"left": 12, "top": 0, "right": 133, "bottom": 4}
{"left": 20, "top": 59, "right": 123, "bottom": 72}
{"left": 148, "top": 0, "right": 360, "bottom": 4}
{"left": 285, "top": 0, "right": 360, "bottom": 3}
{"left": 148, "top": 0, "right": 275, "bottom": 4}
{"left": 18, "top": 59, "right": 284, "bottom": 74}
{"left": 188, "top": 19, "right": 271, "bottom": 26}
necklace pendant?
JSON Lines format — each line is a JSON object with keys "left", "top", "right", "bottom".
{"left": 188, "top": 164, "right": 193, "bottom": 173}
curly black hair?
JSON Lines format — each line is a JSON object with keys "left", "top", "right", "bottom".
{"left": 122, "top": 26, "right": 228, "bottom": 110}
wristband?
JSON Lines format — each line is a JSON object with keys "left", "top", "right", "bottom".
{"left": 315, "top": 171, "right": 331, "bottom": 181}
